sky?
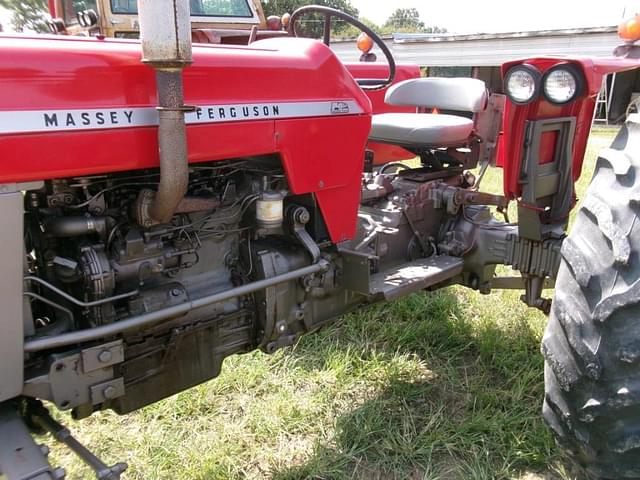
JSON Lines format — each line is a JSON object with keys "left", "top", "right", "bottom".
{"left": 0, "top": 7, "right": 11, "bottom": 31}
{"left": 0, "top": 2, "right": 637, "bottom": 34}
{"left": 351, "top": 0, "right": 638, "bottom": 34}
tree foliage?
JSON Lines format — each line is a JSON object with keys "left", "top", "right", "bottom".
{"left": 261, "top": 0, "right": 358, "bottom": 38}
{"left": 383, "top": 7, "right": 447, "bottom": 34}
{"left": 335, "top": 7, "right": 449, "bottom": 38}
{"left": 384, "top": 8, "right": 424, "bottom": 31}
{"left": 0, "top": 0, "right": 49, "bottom": 32}
{"left": 261, "top": 0, "right": 357, "bottom": 18}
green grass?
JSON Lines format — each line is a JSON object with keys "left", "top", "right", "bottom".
{"left": 43, "top": 127, "right": 619, "bottom": 480}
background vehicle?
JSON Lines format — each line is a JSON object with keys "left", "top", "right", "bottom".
{"left": 1, "top": 2, "right": 640, "bottom": 479}
{"left": 47, "top": 0, "right": 283, "bottom": 43}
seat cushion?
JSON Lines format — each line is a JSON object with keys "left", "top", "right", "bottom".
{"left": 369, "top": 113, "right": 473, "bottom": 148}
{"left": 384, "top": 78, "right": 488, "bottom": 112}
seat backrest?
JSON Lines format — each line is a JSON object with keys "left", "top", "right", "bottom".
{"left": 384, "top": 77, "right": 488, "bottom": 113}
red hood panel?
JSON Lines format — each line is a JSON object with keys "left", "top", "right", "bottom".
{"left": 0, "top": 35, "right": 373, "bottom": 242}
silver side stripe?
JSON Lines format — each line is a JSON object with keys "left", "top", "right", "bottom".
{"left": 0, "top": 100, "right": 364, "bottom": 135}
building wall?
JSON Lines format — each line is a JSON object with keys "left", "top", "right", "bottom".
{"left": 331, "top": 27, "right": 621, "bottom": 67}
{"left": 331, "top": 27, "right": 635, "bottom": 123}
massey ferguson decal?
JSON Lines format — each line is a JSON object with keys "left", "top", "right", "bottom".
{"left": 42, "top": 110, "right": 150, "bottom": 129}
{"left": 0, "top": 100, "right": 364, "bottom": 135}
{"left": 186, "top": 101, "right": 361, "bottom": 124}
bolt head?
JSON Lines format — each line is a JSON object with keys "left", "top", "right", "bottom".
{"left": 98, "top": 350, "right": 113, "bottom": 363}
{"left": 296, "top": 209, "right": 310, "bottom": 224}
{"left": 103, "top": 385, "right": 118, "bottom": 399}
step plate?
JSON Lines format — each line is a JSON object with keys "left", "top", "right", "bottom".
{"left": 369, "top": 255, "right": 464, "bottom": 301}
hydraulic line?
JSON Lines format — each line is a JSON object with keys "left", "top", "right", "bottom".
{"left": 24, "top": 276, "right": 138, "bottom": 308}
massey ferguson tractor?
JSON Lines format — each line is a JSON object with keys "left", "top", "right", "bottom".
{"left": 2, "top": 1, "right": 640, "bottom": 478}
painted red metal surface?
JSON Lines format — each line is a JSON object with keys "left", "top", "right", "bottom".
{"left": 346, "top": 62, "right": 420, "bottom": 164}
{"left": 48, "top": 0, "right": 56, "bottom": 17}
{"left": 0, "top": 34, "right": 373, "bottom": 242}
{"left": 499, "top": 56, "right": 639, "bottom": 199}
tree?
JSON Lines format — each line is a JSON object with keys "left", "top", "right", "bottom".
{"left": 424, "top": 25, "right": 447, "bottom": 34}
{"left": 261, "top": 0, "right": 357, "bottom": 18}
{"left": 0, "top": 0, "right": 49, "bottom": 32}
{"left": 382, "top": 7, "right": 447, "bottom": 34}
{"left": 384, "top": 8, "right": 424, "bottom": 31}
{"left": 261, "top": 0, "right": 358, "bottom": 38}
{"left": 339, "top": 16, "right": 380, "bottom": 39}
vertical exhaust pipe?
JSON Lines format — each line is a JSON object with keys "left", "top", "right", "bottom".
{"left": 135, "top": 0, "right": 192, "bottom": 227}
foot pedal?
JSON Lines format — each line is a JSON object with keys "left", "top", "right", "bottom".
{"left": 369, "top": 255, "right": 463, "bottom": 301}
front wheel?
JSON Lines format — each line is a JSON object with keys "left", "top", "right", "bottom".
{"left": 543, "top": 116, "right": 640, "bottom": 478}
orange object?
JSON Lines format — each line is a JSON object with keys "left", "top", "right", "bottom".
{"left": 281, "top": 12, "right": 291, "bottom": 28}
{"left": 357, "top": 32, "right": 374, "bottom": 53}
{"left": 432, "top": 107, "right": 440, "bottom": 114}
{"left": 619, "top": 14, "right": 640, "bottom": 42}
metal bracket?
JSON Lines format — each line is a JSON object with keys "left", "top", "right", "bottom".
{"left": 288, "top": 206, "right": 320, "bottom": 263}
{"left": 475, "top": 93, "right": 506, "bottom": 166}
{"left": 23, "top": 341, "right": 125, "bottom": 411}
{"left": 81, "top": 340, "right": 124, "bottom": 373}
{"left": 90, "top": 378, "right": 125, "bottom": 405}
{"left": 518, "top": 117, "right": 576, "bottom": 240}
{"left": 340, "top": 248, "right": 374, "bottom": 294}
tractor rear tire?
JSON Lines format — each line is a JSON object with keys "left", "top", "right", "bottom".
{"left": 542, "top": 116, "right": 640, "bottom": 479}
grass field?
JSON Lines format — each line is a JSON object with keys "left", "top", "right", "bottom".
{"left": 44, "top": 127, "right": 619, "bottom": 480}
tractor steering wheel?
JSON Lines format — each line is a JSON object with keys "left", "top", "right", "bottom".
{"left": 288, "top": 5, "right": 396, "bottom": 91}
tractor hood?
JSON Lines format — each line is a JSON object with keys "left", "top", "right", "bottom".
{"left": 0, "top": 34, "right": 373, "bottom": 241}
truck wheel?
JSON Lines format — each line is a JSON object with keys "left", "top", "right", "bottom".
{"left": 542, "top": 117, "right": 640, "bottom": 479}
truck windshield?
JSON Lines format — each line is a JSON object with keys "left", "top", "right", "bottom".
{"left": 110, "top": 0, "right": 255, "bottom": 18}
{"left": 60, "top": 0, "right": 98, "bottom": 24}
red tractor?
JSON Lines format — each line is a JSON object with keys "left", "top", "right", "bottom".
{"left": 1, "top": 2, "right": 640, "bottom": 478}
